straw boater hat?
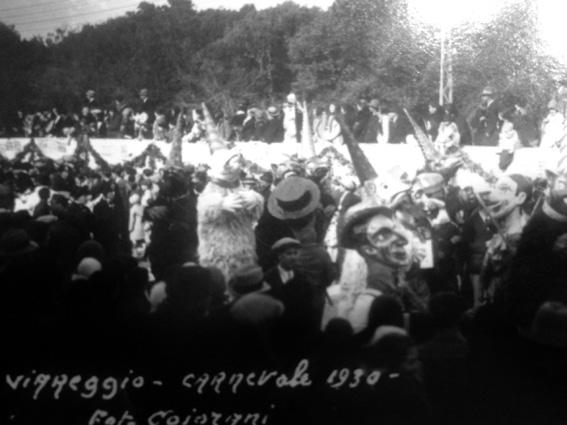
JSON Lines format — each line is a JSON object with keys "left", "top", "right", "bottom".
{"left": 267, "top": 176, "right": 320, "bottom": 220}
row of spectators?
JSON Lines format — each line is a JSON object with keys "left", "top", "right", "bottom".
{"left": 3, "top": 84, "right": 567, "bottom": 150}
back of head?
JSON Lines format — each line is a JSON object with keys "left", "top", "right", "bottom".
{"left": 165, "top": 264, "right": 214, "bottom": 319}
{"left": 324, "top": 317, "right": 354, "bottom": 345}
{"left": 366, "top": 330, "right": 413, "bottom": 371}
{"left": 368, "top": 295, "right": 405, "bottom": 331}
{"left": 230, "top": 293, "right": 285, "bottom": 326}
{"left": 0, "top": 184, "right": 15, "bottom": 211}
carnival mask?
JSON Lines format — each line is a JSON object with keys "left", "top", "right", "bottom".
{"left": 488, "top": 176, "right": 525, "bottom": 220}
{"left": 361, "top": 209, "right": 417, "bottom": 269}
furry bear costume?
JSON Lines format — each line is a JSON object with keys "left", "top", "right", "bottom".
{"left": 197, "top": 149, "right": 264, "bottom": 286}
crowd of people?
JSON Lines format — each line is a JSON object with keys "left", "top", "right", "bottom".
{"left": 3, "top": 83, "right": 567, "bottom": 154}
{"left": 2, "top": 87, "right": 567, "bottom": 425}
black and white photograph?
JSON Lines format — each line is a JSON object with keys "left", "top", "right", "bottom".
{"left": 1, "top": 0, "right": 567, "bottom": 424}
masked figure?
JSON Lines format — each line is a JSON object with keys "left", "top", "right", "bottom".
{"left": 197, "top": 149, "right": 264, "bottom": 288}
{"left": 479, "top": 174, "right": 532, "bottom": 304}
{"left": 505, "top": 164, "right": 567, "bottom": 333}
{"left": 338, "top": 201, "right": 430, "bottom": 332}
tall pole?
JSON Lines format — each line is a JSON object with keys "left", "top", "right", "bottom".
{"left": 439, "top": 27, "right": 454, "bottom": 106}
{"left": 446, "top": 30, "right": 453, "bottom": 105}
{"left": 439, "top": 28, "right": 445, "bottom": 106}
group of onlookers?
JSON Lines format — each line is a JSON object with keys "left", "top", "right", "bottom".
{"left": 3, "top": 84, "right": 567, "bottom": 151}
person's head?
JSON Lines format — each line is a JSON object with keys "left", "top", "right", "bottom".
{"left": 328, "top": 103, "right": 337, "bottom": 114}
{"left": 50, "top": 193, "right": 69, "bottom": 216}
{"left": 0, "top": 228, "right": 39, "bottom": 266}
{"left": 411, "top": 173, "right": 445, "bottom": 216}
{"left": 368, "top": 99, "right": 380, "bottom": 115}
{"left": 481, "top": 86, "right": 495, "bottom": 105}
{"left": 86, "top": 89, "right": 95, "bottom": 100}
{"left": 267, "top": 177, "right": 321, "bottom": 226}
{"left": 139, "top": 88, "right": 148, "bottom": 99}
{"left": 228, "top": 265, "right": 270, "bottom": 299}
{"left": 0, "top": 184, "right": 15, "bottom": 212}
{"left": 365, "top": 329, "right": 418, "bottom": 375}
{"left": 38, "top": 186, "right": 50, "bottom": 201}
{"left": 324, "top": 318, "right": 354, "bottom": 346}
{"left": 488, "top": 174, "right": 532, "bottom": 219}
{"left": 165, "top": 264, "right": 214, "bottom": 319}
{"left": 272, "top": 237, "right": 301, "bottom": 271}
{"left": 499, "top": 107, "right": 515, "bottom": 123}
{"left": 286, "top": 93, "right": 297, "bottom": 105}
{"left": 367, "top": 295, "right": 405, "bottom": 331}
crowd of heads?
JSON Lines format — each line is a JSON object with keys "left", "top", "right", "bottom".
{"left": 4, "top": 83, "right": 567, "bottom": 152}
{"left": 3, "top": 87, "right": 567, "bottom": 424}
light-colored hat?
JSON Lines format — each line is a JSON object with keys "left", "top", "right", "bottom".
{"left": 267, "top": 176, "right": 321, "bottom": 220}
{"left": 481, "top": 86, "right": 495, "bottom": 96}
{"left": 368, "top": 325, "right": 408, "bottom": 346}
{"left": 229, "top": 264, "right": 270, "bottom": 296}
{"left": 267, "top": 106, "right": 279, "bottom": 116}
{"left": 413, "top": 172, "right": 444, "bottom": 195}
{"left": 271, "top": 237, "right": 301, "bottom": 253}
{"left": 76, "top": 257, "right": 102, "bottom": 279}
{"left": 286, "top": 93, "right": 297, "bottom": 104}
{"left": 208, "top": 149, "right": 242, "bottom": 183}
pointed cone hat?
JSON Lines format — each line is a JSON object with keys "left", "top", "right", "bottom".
{"left": 335, "top": 113, "right": 378, "bottom": 201}
{"left": 167, "top": 109, "right": 184, "bottom": 167}
{"left": 301, "top": 100, "right": 316, "bottom": 159}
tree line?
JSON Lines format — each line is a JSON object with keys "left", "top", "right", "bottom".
{"left": 0, "top": 0, "right": 563, "bottom": 123}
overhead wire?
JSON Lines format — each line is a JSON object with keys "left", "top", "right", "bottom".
{"left": 2, "top": 1, "right": 139, "bottom": 21}
{"left": 9, "top": 3, "right": 142, "bottom": 29}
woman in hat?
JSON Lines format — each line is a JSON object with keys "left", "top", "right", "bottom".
{"left": 540, "top": 99, "right": 566, "bottom": 149}
{"left": 434, "top": 107, "right": 461, "bottom": 156}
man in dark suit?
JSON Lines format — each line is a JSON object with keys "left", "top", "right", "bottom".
{"left": 470, "top": 86, "right": 500, "bottom": 146}
{"left": 136, "top": 88, "right": 155, "bottom": 138}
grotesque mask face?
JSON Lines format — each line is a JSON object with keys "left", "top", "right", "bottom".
{"left": 360, "top": 209, "right": 416, "bottom": 269}
{"left": 488, "top": 176, "right": 525, "bottom": 220}
{"left": 411, "top": 188, "right": 445, "bottom": 218}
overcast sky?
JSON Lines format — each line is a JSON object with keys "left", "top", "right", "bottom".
{"left": 0, "top": 0, "right": 335, "bottom": 40}
{"left": 2, "top": 0, "right": 566, "bottom": 66}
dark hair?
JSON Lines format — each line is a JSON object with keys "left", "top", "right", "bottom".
{"left": 508, "top": 174, "right": 533, "bottom": 205}
{"left": 500, "top": 107, "right": 516, "bottom": 123}
{"left": 38, "top": 187, "right": 50, "bottom": 200}
{"left": 367, "top": 334, "right": 413, "bottom": 371}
